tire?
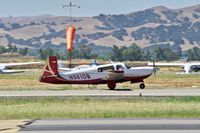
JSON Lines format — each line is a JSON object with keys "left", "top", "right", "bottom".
{"left": 108, "top": 82, "right": 116, "bottom": 90}
{"left": 139, "top": 83, "right": 145, "bottom": 89}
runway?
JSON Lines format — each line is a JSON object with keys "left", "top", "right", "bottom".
{"left": 19, "top": 118, "right": 200, "bottom": 133}
{"left": 0, "top": 89, "right": 200, "bottom": 98}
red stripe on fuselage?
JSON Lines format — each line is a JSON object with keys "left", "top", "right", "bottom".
{"left": 123, "top": 74, "right": 151, "bottom": 83}
{"left": 40, "top": 76, "right": 106, "bottom": 84}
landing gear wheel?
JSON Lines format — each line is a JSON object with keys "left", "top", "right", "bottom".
{"left": 108, "top": 82, "right": 116, "bottom": 90}
{"left": 139, "top": 83, "right": 145, "bottom": 89}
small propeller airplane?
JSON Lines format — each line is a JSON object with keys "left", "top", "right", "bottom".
{"left": 40, "top": 56, "right": 155, "bottom": 90}
{"left": 0, "top": 62, "right": 42, "bottom": 74}
{"left": 148, "top": 62, "right": 200, "bottom": 74}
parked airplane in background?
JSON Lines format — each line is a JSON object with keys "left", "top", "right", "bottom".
{"left": 0, "top": 62, "right": 42, "bottom": 74}
{"left": 40, "top": 56, "right": 155, "bottom": 90}
{"left": 148, "top": 62, "right": 200, "bottom": 74}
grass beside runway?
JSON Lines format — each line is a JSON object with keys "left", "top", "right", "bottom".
{"left": 0, "top": 97, "right": 200, "bottom": 119}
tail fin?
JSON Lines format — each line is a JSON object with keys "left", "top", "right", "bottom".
{"left": 39, "top": 56, "right": 59, "bottom": 83}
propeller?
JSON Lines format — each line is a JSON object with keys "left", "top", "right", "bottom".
{"left": 152, "top": 59, "right": 159, "bottom": 76}
{"left": 90, "top": 59, "right": 99, "bottom": 66}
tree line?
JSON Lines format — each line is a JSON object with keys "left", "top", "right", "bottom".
{"left": 1, "top": 43, "right": 199, "bottom": 61}
{"left": 38, "top": 43, "right": 200, "bottom": 61}
{"left": 110, "top": 44, "right": 200, "bottom": 61}
{"left": 109, "top": 44, "right": 180, "bottom": 61}
{"left": 0, "top": 44, "right": 28, "bottom": 55}
{"left": 38, "top": 45, "right": 97, "bottom": 60}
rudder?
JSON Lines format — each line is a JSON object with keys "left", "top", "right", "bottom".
{"left": 39, "top": 56, "right": 59, "bottom": 83}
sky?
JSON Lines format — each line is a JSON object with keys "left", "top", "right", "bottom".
{"left": 0, "top": 0, "right": 199, "bottom": 17}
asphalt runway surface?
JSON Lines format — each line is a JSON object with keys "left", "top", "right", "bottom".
{"left": 0, "top": 89, "right": 200, "bottom": 98}
{"left": 19, "top": 118, "right": 200, "bottom": 133}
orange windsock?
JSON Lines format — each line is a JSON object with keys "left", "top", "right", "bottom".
{"left": 66, "top": 26, "right": 76, "bottom": 52}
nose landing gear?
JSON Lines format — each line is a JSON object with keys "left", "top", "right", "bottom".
{"left": 139, "top": 83, "right": 145, "bottom": 89}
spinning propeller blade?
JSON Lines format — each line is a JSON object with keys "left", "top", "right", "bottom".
{"left": 152, "top": 59, "right": 159, "bottom": 76}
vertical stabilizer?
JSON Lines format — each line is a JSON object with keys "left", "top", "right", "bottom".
{"left": 48, "top": 56, "right": 58, "bottom": 75}
{"left": 40, "top": 56, "right": 60, "bottom": 83}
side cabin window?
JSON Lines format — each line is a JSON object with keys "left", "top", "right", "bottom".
{"left": 190, "top": 65, "right": 200, "bottom": 72}
{"left": 98, "top": 65, "right": 114, "bottom": 72}
{"left": 116, "top": 65, "right": 123, "bottom": 71}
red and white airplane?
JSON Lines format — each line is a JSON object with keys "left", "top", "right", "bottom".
{"left": 40, "top": 56, "right": 155, "bottom": 90}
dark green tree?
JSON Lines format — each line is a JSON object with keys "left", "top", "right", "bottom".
{"left": 7, "top": 44, "right": 18, "bottom": 53}
{"left": 0, "top": 46, "right": 7, "bottom": 54}
{"left": 150, "top": 47, "right": 164, "bottom": 61}
{"left": 142, "top": 49, "right": 151, "bottom": 61}
{"left": 19, "top": 47, "right": 28, "bottom": 56}
{"left": 109, "top": 45, "right": 123, "bottom": 61}
{"left": 73, "top": 45, "right": 94, "bottom": 59}
{"left": 39, "top": 48, "right": 55, "bottom": 60}
{"left": 12, "top": 45, "right": 18, "bottom": 53}
{"left": 121, "top": 44, "right": 142, "bottom": 61}
{"left": 7, "top": 44, "right": 13, "bottom": 52}
{"left": 163, "top": 48, "right": 179, "bottom": 61}
{"left": 186, "top": 47, "right": 200, "bottom": 61}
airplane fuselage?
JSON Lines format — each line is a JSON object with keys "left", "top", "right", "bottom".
{"left": 59, "top": 63, "right": 152, "bottom": 83}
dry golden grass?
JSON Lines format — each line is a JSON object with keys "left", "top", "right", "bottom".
{"left": 0, "top": 53, "right": 41, "bottom": 63}
{"left": 145, "top": 72, "right": 200, "bottom": 88}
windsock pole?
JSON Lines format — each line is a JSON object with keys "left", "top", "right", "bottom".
{"left": 69, "top": 50, "right": 72, "bottom": 68}
{"left": 62, "top": 1, "right": 79, "bottom": 69}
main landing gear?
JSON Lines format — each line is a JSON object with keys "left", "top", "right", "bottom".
{"left": 107, "top": 82, "right": 116, "bottom": 90}
{"left": 107, "top": 82, "right": 145, "bottom": 90}
{"left": 139, "top": 83, "right": 145, "bottom": 89}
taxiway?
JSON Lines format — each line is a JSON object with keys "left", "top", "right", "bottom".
{"left": 0, "top": 89, "right": 200, "bottom": 98}
{"left": 19, "top": 118, "right": 200, "bottom": 133}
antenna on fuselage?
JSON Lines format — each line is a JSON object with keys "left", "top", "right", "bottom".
{"left": 108, "top": 59, "right": 113, "bottom": 63}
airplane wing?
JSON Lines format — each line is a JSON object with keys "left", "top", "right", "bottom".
{"left": 0, "top": 62, "right": 42, "bottom": 74}
{"left": 148, "top": 62, "right": 185, "bottom": 67}
{"left": 0, "top": 69, "right": 27, "bottom": 74}
{"left": 0, "top": 62, "right": 42, "bottom": 68}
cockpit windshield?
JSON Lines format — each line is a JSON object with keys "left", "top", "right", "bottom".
{"left": 125, "top": 64, "right": 131, "bottom": 69}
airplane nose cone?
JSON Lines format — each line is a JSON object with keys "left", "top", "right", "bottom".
{"left": 145, "top": 67, "right": 154, "bottom": 75}
{"left": 143, "top": 67, "right": 155, "bottom": 76}
{"left": 128, "top": 67, "right": 154, "bottom": 77}
{"left": 141, "top": 67, "right": 154, "bottom": 72}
